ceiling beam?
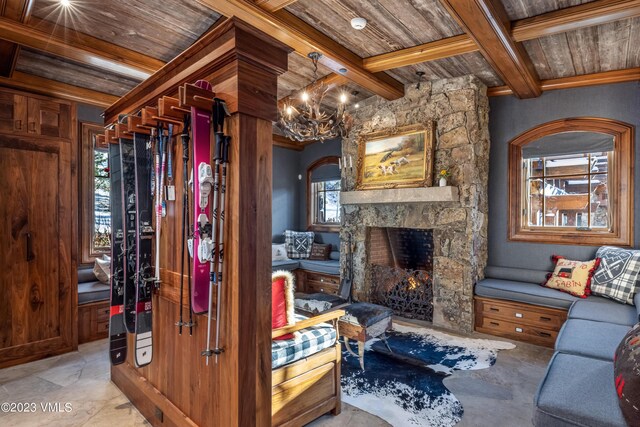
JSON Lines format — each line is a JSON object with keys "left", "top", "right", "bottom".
{"left": 272, "top": 133, "right": 306, "bottom": 150}
{"left": 253, "top": 0, "right": 299, "bottom": 12}
{"left": 512, "top": 0, "right": 640, "bottom": 42}
{"left": 0, "top": 71, "right": 118, "bottom": 107}
{"left": 363, "top": 34, "right": 478, "bottom": 73}
{"left": 439, "top": 0, "right": 540, "bottom": 98}
{"left": 487, "top": 67, "right": 640, "bottom": 96}
{"left": 196, "top": 0, "right": 405, "bottom": 100}
{"left": 0, "top": 0, "right": 34, "bottom": 77}
{"left": 0, "top": 16, "right": 164, "bottom": 80}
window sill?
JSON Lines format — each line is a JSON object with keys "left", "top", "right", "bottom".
{"left": 509, "top": 229, "right": 631, "bottom": 247}
{"left": 308, "top": 224, "right": 340, "bottom": 233}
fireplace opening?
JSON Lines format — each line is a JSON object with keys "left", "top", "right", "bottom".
{"left": 368, "top": 227, "right": 433, "bottom": 321}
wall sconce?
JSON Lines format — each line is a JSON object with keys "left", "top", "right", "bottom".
{"left": 339, "top": 155, "right": 353, "bottom": 171}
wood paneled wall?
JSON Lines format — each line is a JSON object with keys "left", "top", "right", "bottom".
{"left": 110, "top": 19, "right": 289, "bottom": 427}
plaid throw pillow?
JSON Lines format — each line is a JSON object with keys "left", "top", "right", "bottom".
{"left": 591, "top": 246, "right": 640, "bottom": 305}
{"left": 284, "top": 230, "right": 314, "bottom": 259}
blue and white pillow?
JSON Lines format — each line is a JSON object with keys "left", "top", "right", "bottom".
{"left": 284, "top": 230, "right": 314, "bottom": 259}
{"left": 591, "top": 246, "right": 640, "bottom": 305}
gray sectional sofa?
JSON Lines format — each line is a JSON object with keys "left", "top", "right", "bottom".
{"left": 476, "top": 266, "right": 640, "bottom": 427}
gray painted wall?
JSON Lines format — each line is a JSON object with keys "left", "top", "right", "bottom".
{"left": 488, "top": 82, "right": 640, "bottom": 272}
{"left": 272, "top": 146, "right": 300, "bottom": 242}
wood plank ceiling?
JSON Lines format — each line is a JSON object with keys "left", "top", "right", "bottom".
{"left": 1, "top": 0, "right": 639, "bottom": 109}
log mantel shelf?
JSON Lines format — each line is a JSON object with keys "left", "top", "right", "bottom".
{"left": 340, "top": 186, "right": 459, "bottom": 205}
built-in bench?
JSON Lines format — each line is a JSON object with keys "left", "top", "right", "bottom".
{"left": 475, "top": 264, "right": 640, "bottom": 426}
{"left": 78, "top": 265, "right": 110, "bottom": 343}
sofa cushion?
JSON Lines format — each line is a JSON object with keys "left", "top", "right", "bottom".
{"left": 555, "top": 319, "right": 630, "bottom": 361}
{"left": 271, "top": 313, "right": 337, "bottom": 370}
{"left": 299, "top": 259, "right": 340, "bottom": 276}
{"left": 329, "top": 250, "right": 340, "bottom": 261}
{"left": 271, "top": 260, "right": 300, "bottom": 271}
{"left": 568, "top": 296, "right": 638, "bottom": 326}
{"left": 534, "top": 352, "right": 626, "bottom": 427}
{"left": 614, "top": 323, "right": 640, "bottom": 425}
{"left": 592, "top": 246, "right": 640, "bottom": 305}
{"left": 484, "top": 265, "right": 548, "bottom": 284}
{"left": 475, "top": 278, "right": 579, "bottom": 309}
{"left": 284, "top": 230, "right": 314, "bottom": 259}
{"left": 635, "top": 292, "right": 640, "bottom": 322}
{"left": 78, "top": 281, "right": 110, "bottom": 304}
{"left": 272, "top": 271, "right": 295, "bottom": 340}
{"left": 309, "top": 243, "right": 331, "bottom": 260}
{"left": 78, "top": 266, "right": 98, "bottom": 283}
{"left": 294, "top": 292, "right": 347, "bottom": 315}
{"left": 541, "top": 256, "right": 600, "bottom": 298}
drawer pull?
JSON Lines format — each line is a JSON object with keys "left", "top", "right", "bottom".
{"left": 489, "top": 321, "right": 499, "bottom": 326}
{"left": 538, "top": 331, "right": 551, "bottom": 337}
{"left": 489, "top": 307, "right": 499, "bottom": 311}
{"left": 515, "top": 312, "right": 523, "bottom": 318}
{"left": 540, "top": 316, "right": 552, "bottom": 322}
{"left": 320, "top": 278, "right": 324, "bottom": 282}
{"left": 103, "top": 323, "right": 109, "bottom": 330}
{"left": 515, "top": 327, "right": 523, "bottom": 333}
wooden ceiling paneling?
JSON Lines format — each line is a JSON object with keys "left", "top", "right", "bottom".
{"left": 277, "top": 52, "right": 333, "bottom": 99}
{"left": 15, "top": 47, "right": 139, "bottom": 96}
{"left": 285, "top": 0, "right": 463, "bottom": 58}
{"left": 500, "top": 0, "right": 596, "bottom": 21}
{"left": 31, "top": 0, "right": 221, "bottom": 62}
{"left": 385, "top": 52, "right": 504, "bottom": 87}
{"left": 524, "top": 17, "right": 640, "bottom": 79}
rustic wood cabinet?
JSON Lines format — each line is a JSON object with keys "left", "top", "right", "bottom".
{"left": 295, "top": 270, "right": 340, "bottom": 295}
{"left": 474, "top": 296, "right": 567, "bottom": 347}
{"left": 0, "top": 88, "right": 76, "bottom": 368}
{"left": 78, "top": 301, "right": 110, "bottom": 344}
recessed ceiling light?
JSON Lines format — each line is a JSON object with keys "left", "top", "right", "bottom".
{"left": 60, "top": 0, "right": 71, "bottom": 6}
{"left": 351, "top": 17, "right": 367, "bottom": 30}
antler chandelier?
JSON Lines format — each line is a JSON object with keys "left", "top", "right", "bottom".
{"left": 277, "top": 52, "right": 352, "bottom": 142}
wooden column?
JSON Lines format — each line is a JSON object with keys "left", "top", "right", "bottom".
{"left": 108, "top": 18, "right": 289, "bottom": 427}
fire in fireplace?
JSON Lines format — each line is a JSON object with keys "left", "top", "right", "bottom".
{"left": 368, "top": 227, "right": 434, "bottom": 321}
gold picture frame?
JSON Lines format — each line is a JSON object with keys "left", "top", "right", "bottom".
{"left": 356, "top": 122, "right": 435, "bottom": 190}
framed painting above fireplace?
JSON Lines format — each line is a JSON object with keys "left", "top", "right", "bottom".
{"left": 356, "top": 122, "right": 435, "bottom": 190}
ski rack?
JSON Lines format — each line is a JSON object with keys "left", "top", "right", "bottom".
{"left": 180, "top": 83, "right": 217, "bottom": 111}
{"left": 127, "top": 115, "right": 151, "bottom": 136}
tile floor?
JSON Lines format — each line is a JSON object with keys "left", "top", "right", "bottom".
{"left": 0, "top": 327, "right": 552, "bottom": 427}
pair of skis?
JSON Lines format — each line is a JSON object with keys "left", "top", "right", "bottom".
{"left": 108, "top": 117, "right": 158, "bottom": 367}
{"left": 188, "top": 80, "right": 231, "bottom": 364}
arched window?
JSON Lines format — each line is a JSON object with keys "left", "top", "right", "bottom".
{"left": 508, "top": 117, "right": 633, "bottom": 246}
{"left": 307, "top": 156, "right": 341, "bottom": 232}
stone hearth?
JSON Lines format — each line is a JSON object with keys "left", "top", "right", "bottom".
{"left": 341, "top": 76, "right": 490, "bottom": 333}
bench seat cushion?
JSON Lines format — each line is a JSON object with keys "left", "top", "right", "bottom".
{"left": 294, "top": 292, "right": 347, "bottom": 314}
{"left": 635, "top": 292, "right": 640, "bottom": 322}
{"left": 298, "top": 259, "right": 340, "bottom": 276}
{"left": 342, "top": 302, "right": 393, "bottom": 327}
{"left": 78, "top": 281, "right": 110, "bottom": 304}
{"left": 272, "top": 260, "right": 300, "bottom": 271}
{"left": 555, "top": 319, "right": 630, "bottom": 362}
{"left": 271, "top": 314, "right": 336, "bottom": 370}
{"left": 534, "top": 352, "right": 626, "bottom": 427}
{"left": 476, "top": 278, "right": 579, "bottom": 309}
{"left": 568, "top": 296, "right": 638, "bottom": 326}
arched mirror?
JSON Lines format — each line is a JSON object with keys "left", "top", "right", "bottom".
{"left": 509, "top": 118, "right": 633, "bottom": 246}
{"left": 307, "top": 156, "right": 341, "bottom": 232}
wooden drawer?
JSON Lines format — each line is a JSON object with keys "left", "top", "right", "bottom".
{"left": 476, "top": 297, "right": 566, "bottom": 329}
{"left": 304, "top": 271, "right": 339, "bottom": 295}
{"left": 78, "top": 300, "right": 110, "bottom": 344}
{"left": 477, "top": 316, "right": 558, "bottom": 347}
{"left": 97, "top": 304, "right": 111, "bottom": 322}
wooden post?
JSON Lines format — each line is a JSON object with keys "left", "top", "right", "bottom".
{"left": 108, "top": 18, "right": 290, "bottom": 427}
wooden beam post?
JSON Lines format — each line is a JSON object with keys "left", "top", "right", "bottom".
{"left": 439, "top": 0, "right": 541, "bottom": 98}
{"left": 109, "top": 18, "right": 289, "bottom": 427}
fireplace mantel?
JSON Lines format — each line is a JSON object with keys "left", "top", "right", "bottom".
{"left": 340, "top": 186, "right": 458, "bottom": 205}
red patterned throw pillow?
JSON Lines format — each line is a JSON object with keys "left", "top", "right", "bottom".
{"left": 541, "top": 255, "right": 601, "bottom": 298}
{"left": 272, "top": 270, "right": 295, "bottom": 340}
{"left": 614, "top": 323, "right": 640, "bottom": 425}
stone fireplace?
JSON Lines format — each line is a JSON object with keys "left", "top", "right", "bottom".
{"left": 368, "top": 227, "right": 434, "bottom": 322}
{"left": 340, "top": 76, "right": 490, "bottom": 333}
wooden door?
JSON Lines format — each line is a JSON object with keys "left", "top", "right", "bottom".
{"left": 0, "top": 91, "right": 27, "bottom": 134}
{"left": 0, "top": 133, "right": 74, "bottom": 368}
{"left": 27, "top": 97, "right": 72, "bottom": 139}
